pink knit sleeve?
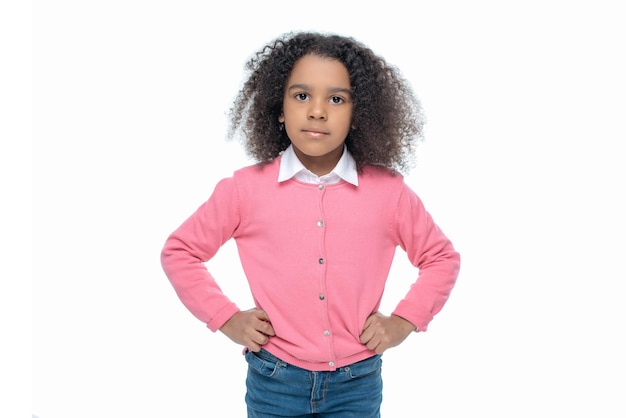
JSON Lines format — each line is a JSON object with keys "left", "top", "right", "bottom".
{"left": 391, "top": 183, "right": 460, "bottom": 332}
{"left": 160, "top": 177, "right": 242, "bottom": 332}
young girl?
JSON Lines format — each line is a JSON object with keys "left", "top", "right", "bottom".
{"left": 161, "top": 31, "right": 460, "bottom": 417}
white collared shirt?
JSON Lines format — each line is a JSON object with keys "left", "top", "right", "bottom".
{"left": 277, "top": 144, "right": 359, "bottom": 186}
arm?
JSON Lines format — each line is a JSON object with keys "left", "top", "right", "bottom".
{"left": 160, "top": 177, "right": 242, "bottom": 332}
{"left": 359, "top": 184, "right": 460, "bottom": 353}
{"left": 391, "top": 183, "right": 461, "bottom": 332}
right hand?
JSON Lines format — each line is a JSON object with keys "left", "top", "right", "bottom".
{"left": 219, "top": 308, "right": 276, "bottom": 352}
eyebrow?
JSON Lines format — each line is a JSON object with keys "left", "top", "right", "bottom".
{"left": 287, "top": 84, "right": 353, "bottom": 97}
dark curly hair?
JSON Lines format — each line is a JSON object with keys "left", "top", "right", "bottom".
{"left": 227, "top": 31, "right": 425, "bottom": 174}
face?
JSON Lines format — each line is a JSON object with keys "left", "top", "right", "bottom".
{"left": 279, "top": 54, "right": 353, "bottom": 175}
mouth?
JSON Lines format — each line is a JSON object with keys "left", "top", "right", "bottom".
{"left": 302, "top": 129, "right": 329, "bottom": 138}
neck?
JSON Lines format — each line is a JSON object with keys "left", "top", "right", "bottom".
{"left": 293, "top": 146, "right": 343, "bottom": 177}
{"left": 305, "top": 162, "right": 335, "bottom": 177}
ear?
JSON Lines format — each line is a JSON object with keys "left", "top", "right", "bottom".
{"left": 278, "top": 114, "right": 285, "bottom": 123}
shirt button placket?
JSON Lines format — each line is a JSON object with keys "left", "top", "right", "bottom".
{"left": 317, "top": 219, "right": 325, "bottom": 265}
{"left": 317, "top": 181, "right": 332, "bottom": 368}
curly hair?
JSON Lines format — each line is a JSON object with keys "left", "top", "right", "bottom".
{"left": 227, "top": 31, "right": 425, "bottom": 174}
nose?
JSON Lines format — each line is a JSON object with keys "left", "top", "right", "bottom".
{"left": 308, "top": 98, "right": 327, "bottom": 120}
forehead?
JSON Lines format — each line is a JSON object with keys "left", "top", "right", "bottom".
{"left": 287, "top": 54, "right": 351, "bottom": 87}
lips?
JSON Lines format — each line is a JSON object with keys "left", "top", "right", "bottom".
{"left": 302, "top": 128, "right": 329, "bottom": 137}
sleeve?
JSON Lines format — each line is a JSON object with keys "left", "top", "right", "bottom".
{"left": 160, "top": 177, "right": 242, "bottom": 332}
{"left": 391, "top": 182, "right": 461, "bottom": 332}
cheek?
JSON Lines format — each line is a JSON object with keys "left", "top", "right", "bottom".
{"left": 340, "top": 112, "right": 354, "bottom": 131}
{"left": 281, "top": 107, "right": 300, "bottom": 124}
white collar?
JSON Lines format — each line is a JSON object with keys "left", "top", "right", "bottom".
{"left": 278, "top": 144, "right": 359, "bottom": 186}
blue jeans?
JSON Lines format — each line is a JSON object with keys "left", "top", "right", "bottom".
{"left": 244, "top": 349, "right": 383, "bottom": 417}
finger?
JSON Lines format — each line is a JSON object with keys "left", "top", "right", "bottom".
{"left": 251, "top": 331, "right": 270, "bottom": 346}
{"left": 256, "top": 319, "right": 275, "bottom": 336}
{"left": 360, "top": 324, "right": 379, "bottom": 346}
{"left": 263, "top": 324, "right": 276, "bottom": 336}
{"left": 359, "top": 328, "right": 372, "bottom": 344}
{"left": 359, "top": 318, "right": 376, "bottom": 343}
{"left": 362, "top": 314, "right": 374, "bottom": 329}
{"left": 247, "top": 342, "right": 263, "bottom": 352}
{"left": 365, "top": 335, "right": 381, "bottom": 352}
{"left": 256, "top": 310, "right": 271, "bottom": 322}
{"left": 243, "top": 326, "right": 265, "bottom": 351}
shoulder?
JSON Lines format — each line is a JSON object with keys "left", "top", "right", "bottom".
{"left": 209, "top": 159, "right": 280, "bottom": 212}
{"left": 359, "top": 164, "right": 405, "bottom": 186}
{"left": 227, "top": 158, "right": 281, "bottom": 197}
{"left": 233, "top": 157, "right": 280, "bottom": 181}
{"left": 358, "top": 165, "right": 422, "bottom": 207}
{"left": 210, "top": 158, "right": 279, "bottom": 193}
{"left": 353, "top": 165, "right": 409, "bottom": 205}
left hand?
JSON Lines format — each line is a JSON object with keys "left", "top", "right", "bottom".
{"left": 359, "top": 312, "right": 416, "bottom": 354}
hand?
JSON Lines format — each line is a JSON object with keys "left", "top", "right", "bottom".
{"left": 219, "top": 308, "right": 276, "bottom": 352}
{"left": 359, "top": 312, "right": 416, "bottom": 354}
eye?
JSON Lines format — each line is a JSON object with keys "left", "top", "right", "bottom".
{"left": 330, "top": 96, "right": 344, "bottom": 104}
{"left": 295, "top": 93, "right": 309, "bottom": 101}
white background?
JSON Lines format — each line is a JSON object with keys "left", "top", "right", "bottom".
{"left": 16, "top": 0, "right": 626, "bottom": 416}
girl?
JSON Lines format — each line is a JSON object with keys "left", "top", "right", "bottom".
{"left": 161, "top": 31, "right": 460, "bottom": 417}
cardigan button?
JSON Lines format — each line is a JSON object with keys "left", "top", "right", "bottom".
{"left": 328, "top": 361, "right": 335, "bottom": 367}
{"left": 318, "top": 258, "right": 325, "bottom": 264}
{"left": 319, "top": 294, "right": 325, "bottom": 300}
{"left": 318, "top": 184, "right": 325, "bottom": 190}
{"left": 317, "top": 220, "right": 324, "bottom": 227}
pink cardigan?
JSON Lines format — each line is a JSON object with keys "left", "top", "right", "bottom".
{"left": 161, "top": 157, "right": 460, "bottom": 371}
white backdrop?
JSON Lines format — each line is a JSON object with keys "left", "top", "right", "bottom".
{"left": 29, "top": 1, "right": 625, "bottom": 417}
